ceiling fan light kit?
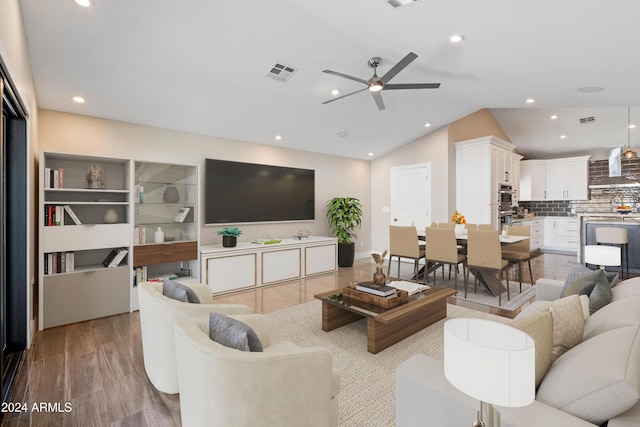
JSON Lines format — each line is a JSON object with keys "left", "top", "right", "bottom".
{"left": 322, "top": 52, "right": 440, "bottom": 111}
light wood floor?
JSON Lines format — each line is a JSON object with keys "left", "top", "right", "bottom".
{"left": 2, "top": 252, "right": 580, "bottom": 426}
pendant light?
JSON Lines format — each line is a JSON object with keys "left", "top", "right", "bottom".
{"left": 623, "top": 107, "right": 637, "bottom": 159}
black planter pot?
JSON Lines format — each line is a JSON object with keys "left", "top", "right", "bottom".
{"left": 222, "top": 236, "right": 237, "bottom": 247}
{"left": 337, "top": 242, "right": 355, "bottom": 267}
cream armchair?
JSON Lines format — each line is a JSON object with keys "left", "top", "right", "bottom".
{"left": 174, "top": 314, "right": 340, "bottom": 427}
{"left": 138, "top": 281, "right": 252, "bottom": 394}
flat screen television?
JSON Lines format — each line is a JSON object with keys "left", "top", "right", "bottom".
{"left": 205, "top": 158, "right": 315, "bottom": 224}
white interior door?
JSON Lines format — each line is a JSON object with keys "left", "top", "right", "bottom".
{"left": 390, "top": 163, "right": 431, "bottom": 230}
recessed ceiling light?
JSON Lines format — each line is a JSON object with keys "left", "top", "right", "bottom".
{"left": 525, "top": 98, "right": 535, "bottom": 104}
{"left": 449, "top": 34, "right": 465, "bottom": 43}
{"left": 275, "top": 135, "right": 282, "bottom": 140}
{"left": 577, "top": 86, "right": 604, "bottom": 93}
{"left": 550, "top": 115, "right": 558, "bottom": 120}
{"left": 368, "top": 152, "right": 374, "bottom": 157}
{"left": 338, "top": 131, "right": 348, "bottom": 138}
{"left": 424, "top": 122, "right": 431, "bottom": 128}
{"left": 560, "top": 135, "right": 567, "bottom": 139}
{"left": 630, "top": 124, "right": 637, "bottom": 129}
{"left": 74, "top": 0, "right": 92, "bottom": 7}
{"left": 331, "top": 89, "right": 340, "bottom": 96}
{"left": 72, "top": 96, "right": 85, "bottom": 103}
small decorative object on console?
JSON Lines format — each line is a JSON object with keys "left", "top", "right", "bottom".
{"left": 371, "top": 250, "right": 387, "bottom": 286}
{"left": 293, "top": 228, "right": 312, "bottom": 240}
{"left": 616, "top": 205, "right": 632, "bottom": 213}
{"left": 86, "top": 163, "right": 105, "bottom": 189}
{"left": 218, "top": 227, "right": 242, "bottom": 247}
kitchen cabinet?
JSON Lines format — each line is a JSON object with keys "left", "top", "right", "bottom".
{"left": 511, "top": 155, "right": 522, "bottom": 201}
{"left": 516, "top": 218, "right": 543, "bottom": 251}
{"left": 456, "top": 136, "right": 519, "bottom": 229}
{"left": 519, "top": 156, "right": 590, "bottom": 201}
{"left": 519, "top": 161, "right": 547, "bottom": 201}
{"left": 543, "top": 217, "right": 579, "bottom": 253}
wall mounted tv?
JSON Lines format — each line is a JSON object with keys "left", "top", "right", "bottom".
{"left": 205, "top": 158, "right": 315, "bottom": 224}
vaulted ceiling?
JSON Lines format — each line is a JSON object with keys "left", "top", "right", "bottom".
{"left": 18, "top": 0, "right": 640, "bottom": 160}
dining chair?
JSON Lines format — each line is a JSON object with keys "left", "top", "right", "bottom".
{"left": 423, "top": 227, "right": 467, "bottom": 291}
{"left": 466, "top": 230, "right": 511, "bottom": 305}
{"left": 388, "top": 225, "right": 426, "bottom": 279}
{"left": 501, "top": 225, "right": 533, "bottom": 292}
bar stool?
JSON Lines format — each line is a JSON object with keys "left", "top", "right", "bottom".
{"left": 595, "top": 227, "right": 629, "bottom": 279}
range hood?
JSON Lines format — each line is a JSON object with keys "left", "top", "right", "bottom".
{"left": 589, "top": 147, "right": 640, "bottom": 188}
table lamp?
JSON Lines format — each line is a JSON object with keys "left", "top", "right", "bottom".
{"left": 444, "top": 318, "right": 535, "bottom": 427}
{"left": 584, "top": 245, "right": 621, "bottom": 270}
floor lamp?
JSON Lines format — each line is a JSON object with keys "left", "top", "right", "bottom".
{"left": 444, "top": 318, "right": 535, "bottom": 427}
{"left": 584, "top": 245, "right": 621, "bottom": 271}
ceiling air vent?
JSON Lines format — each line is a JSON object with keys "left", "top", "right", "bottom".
{"left": 386, "top": 0, "right": 419, "bottom": 8}
{"left": 578, "top": 116, "right": 597, "bottom": 124}
{"left": 265, "top": 61, "right": 297, "bottom": 83}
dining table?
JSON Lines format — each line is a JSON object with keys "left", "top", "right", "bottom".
{"left": 417, "top": 230, "right": 529, "bottom": 297}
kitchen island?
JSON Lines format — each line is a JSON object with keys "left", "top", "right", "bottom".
{"left": 578, "top": 212, "right": 640, "bottom": 275}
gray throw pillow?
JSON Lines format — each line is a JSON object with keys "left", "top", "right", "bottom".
{"left": 589, "top": 270, "right": 613, "bottom": 314}
{"left": 561, "top": 264, "right": 596, "bottom": 297}
{"left": 209, "top": 312, "right": 263, "bottom": 352}
{"left": 561, "top": 268, "right": 601, "bottom": 298}
{"left": 162, "top": 279, "right": 201, "bottom": 304}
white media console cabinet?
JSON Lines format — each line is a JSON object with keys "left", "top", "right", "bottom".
{"left": 200, "top": 236, "right": 338, "bottom": 293}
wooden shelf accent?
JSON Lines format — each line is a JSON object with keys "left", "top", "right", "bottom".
{"left": 133, "top": 241, "right": 197, "bottom": 266}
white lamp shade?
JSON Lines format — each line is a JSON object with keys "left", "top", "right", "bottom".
{"left": 444, "top": 318, "right": 535, "bottom": 408}
{"left": 584, "top": 245, "right": 621, "bottom": 267}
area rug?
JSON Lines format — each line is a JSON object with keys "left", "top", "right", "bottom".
{"left": 266, "top": 300, "right": 509, "bottom": 427}
{"left": 425, "top": 273, "right": 536, "bottom": 312}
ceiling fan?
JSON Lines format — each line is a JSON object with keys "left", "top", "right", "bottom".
{"left": 322, "top": 52, "right": 440, "bottom": 111}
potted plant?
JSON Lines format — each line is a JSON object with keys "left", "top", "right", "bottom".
{"left": 218, "top": 227, "right": 242, "bottom": 247}
{"left": 326, "top": 197, "right": 363, "bottom": 267}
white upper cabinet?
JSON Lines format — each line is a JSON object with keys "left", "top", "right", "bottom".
{"left": 520, "top": 156, "right": 590, "bottom": 201}
{"left": 456, "top": 136, "right": 519, "bottom": 229}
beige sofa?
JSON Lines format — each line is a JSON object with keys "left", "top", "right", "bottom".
{"left": 138, "top": 281, "right": 252, "bottom": 394}
{"left": 174, "top": 314, "right": 340, "bottom": 427}
{"left": 396, "top": 277, "right": 640, "bottom": 426}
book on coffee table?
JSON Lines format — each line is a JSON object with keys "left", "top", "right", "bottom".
{"left": 389, "top": 280, "right": 430, "bottom": 296}
{"left": 355, "top": 282, "right": 397, "bottom": 297}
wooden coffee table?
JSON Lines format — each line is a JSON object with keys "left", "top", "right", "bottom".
{"left": 314, "top": 284, "right": 457, "bottom": 354}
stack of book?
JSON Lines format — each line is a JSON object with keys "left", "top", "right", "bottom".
{"left": 102, "top": 248, "right": 129, "bottom": 268}
{"left": 355, "top": 281, "right": 398, "bottom": 298}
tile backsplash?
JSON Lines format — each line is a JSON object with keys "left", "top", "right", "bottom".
{"left": 518, "top": 158, "right": 640, "bottom": 216}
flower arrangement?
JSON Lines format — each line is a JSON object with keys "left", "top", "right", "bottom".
{"left": 451, "top": 210, "right": 466, "bottom": 224}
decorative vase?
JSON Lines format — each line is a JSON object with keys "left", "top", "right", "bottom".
{"left": 86, "top": 163, "right": 105, "bottom": 189}
{"left": 222, "top": 236, "right": 237, "bottom": 247}
{"left": 373, "top": 266, "right": 386, "bottom": 286}
{"left": 455, "top": 223, "right": 466, "bottom": 234}
{"left": 163, "top": 185, "right": 179, "bottom": 203}
{"left": 103, "top": 208, "right": 118, "bottom": 224}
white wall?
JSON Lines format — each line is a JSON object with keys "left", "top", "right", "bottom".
{"left": 38, "top": 110, "right": 372, "bottom": 256}
{"left": 371, "top": 126, "right": 451, "bottom": 254}
{"left": 0, "top": 0, "right": 40, "bottom": 346}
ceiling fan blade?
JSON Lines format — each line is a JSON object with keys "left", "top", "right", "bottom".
{"left": 384, "top": 83, "right": 441, "bottom": 90}
{"left": 322, "top": 69, "right": 369, "bottom": 85}
{"left": 372, "top": 91, "right": 385, "bottom": 111}
{"left": 322, "top": 87, "right": 369, "bottom": 104}
{"left": 380, "top": 52, "right": 418, "bottom": 84}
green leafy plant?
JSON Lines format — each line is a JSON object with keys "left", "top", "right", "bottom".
{"left": 217, "top": 227, "right": 242, "bottom": 237}
{"left": 326, "top": 197, "right": 362, "bottom": 244}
